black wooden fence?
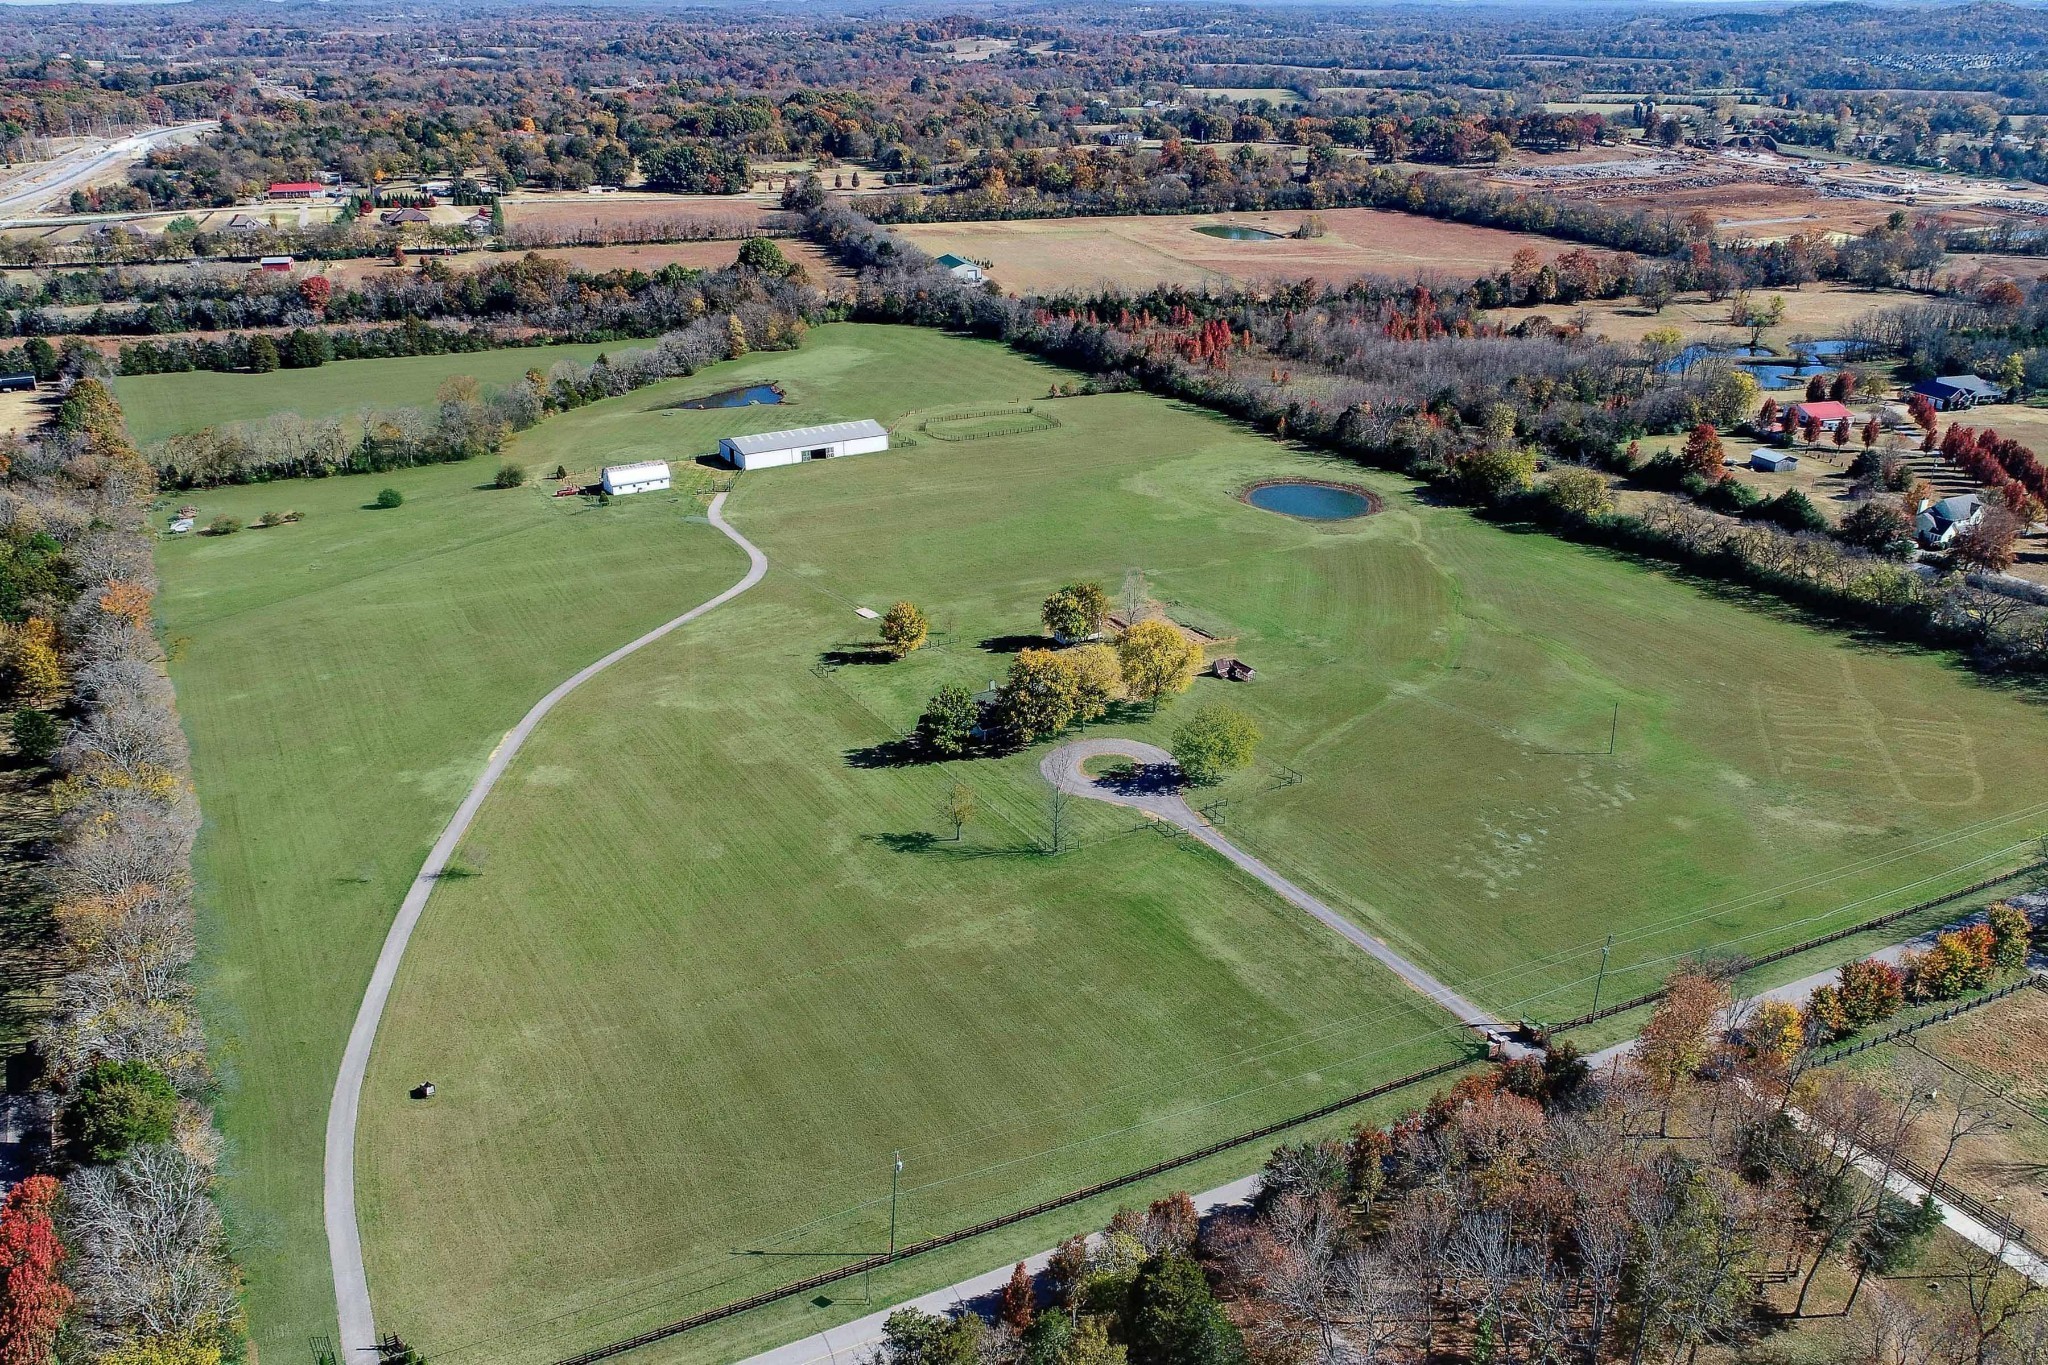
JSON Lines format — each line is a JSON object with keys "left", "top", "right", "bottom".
{"left": 550, "top": 1051, "right": 1478, "bottom": 1365}
{"left": 1542, "top": 860, "right": 2046, "bottom": 1035}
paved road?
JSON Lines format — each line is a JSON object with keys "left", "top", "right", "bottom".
{"left": 1040, "top": 738, "right": 1512, "bottom": 1037}
{"left": 324, "top": 493, "right": 767, "bottom": 1359}
{"left": 0, "top": 122, "right": 216, "bottom": 217}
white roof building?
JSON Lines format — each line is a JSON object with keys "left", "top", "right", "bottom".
{"left": 601, "top": 460, "right": 671, "bottom": 495}
{"left": 720, "top": 420, "right": 890, "bottom": 471}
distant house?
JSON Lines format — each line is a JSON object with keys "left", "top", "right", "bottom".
{"left": 935, "top": 253, "right": 986, "bottom": 284}
{"left": 257, "top": 255, "right": 293, "bottom": 272}
{"left": 380, "top": 207, "right": 432, "bottom": 226}
{"left": 267, "top": 181, "right": 322, "bottom": 199}
{"left": 0, "top": 374, "right": 34, "bottom": 393}
{"left": 463, "top": 211, "right": 494, "bottom": 237}
{"left": 600, "top": 460, "right": 671, "bottom": 495}
{"left": 1916, "top": 493, "right": 1985, "bottom": 547}
{"left": 1750, "top": 450, "right": 1799, "bottom": 473}
{"left": 1910, "top": 374, "right": 2006, "bottom": 411}
{"left": 1775, "top": 400, "right": 1853, "bottom": 437}
{"left": 225, "top": 214, "right": 265, "bottom": 233}
{"left": 1209, "top": 657, "right": 1256, "bottom": 682}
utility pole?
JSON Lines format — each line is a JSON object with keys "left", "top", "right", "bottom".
{"left": 888, "top": 1152, "right": 904, "bottom": 1261}
{"left": 1591, "top": 934, "right": 1614, "bottom": 1015}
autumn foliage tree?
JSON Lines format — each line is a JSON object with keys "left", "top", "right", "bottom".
{"left": 1634, "top": 966, "right": 1731, "bottom": 1134}
{"left": 1679, "top": 422, "right": 1723, "bottom": 477}
{"left": 1116, "top": 620, "right": 1200, "bottom": 707}
{"left": 879, "top": 600, "right": 929, "bottom": 657}
{"left": 999, "top": 1262, "right": 1035, "bottom": 1332}
{"left": 0, "top": 1176, "right": 69, "bottom": 1365}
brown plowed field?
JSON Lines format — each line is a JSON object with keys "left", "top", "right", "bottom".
{"left": 897, "top": 208, "right": 1614, "bottom": 293}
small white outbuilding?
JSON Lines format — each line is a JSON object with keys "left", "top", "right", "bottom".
{"left": 601, "top": 460, "right": 672, "bottom": 495}
{"left": 720, "top": 420, "right": 890, "bottom": 471}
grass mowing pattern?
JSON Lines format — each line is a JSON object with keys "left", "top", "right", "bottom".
{"left": 153, "top": 325, "right": 2048, "bottom": 1365}
{"left": 351, "top": 328, "right": 2048, "bottom": 1363}
{"left": 118, "top": 342, "right": 631, "bottom": 444}
{"left": 157, "top": 464, "right": 747, "bottom": 1358}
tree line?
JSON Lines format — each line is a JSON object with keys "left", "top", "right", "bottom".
{"left": 0, "top": 379, "right": 244, "bottom": 1365}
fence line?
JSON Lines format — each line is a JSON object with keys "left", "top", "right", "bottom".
{"left": 551, "top": 869, "right": 2044, "bottom": 1365}
{"left": 1813, "top": 975, "right": 2041, "bottom": 1065}
{"left": 1544, "top": 860, "right": 2045, "bottom": 1034}
{"left": 550, "top": 1052, "right": 1477, "bottom": 1365}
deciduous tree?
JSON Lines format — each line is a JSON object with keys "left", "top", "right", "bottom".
{"left": 0, "top": 1176, "right": 68, "bottom": 1365}
{"left": 880, "top": 601, "right": 929, "bottom": 657}
{"left": 1171, "top": 706, "right": 1260, "bottom": 786}
{"left": 1117, "top": 621, "right": 1199, "bottom": 707}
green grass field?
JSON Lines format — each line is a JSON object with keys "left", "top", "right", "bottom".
{"left": 156, "top": 324, "right": 2048, "bottom": 1365}
{"left": 118, "top": 342, "right": 628, "bottom": 444}
{"left": 157, "top": 462, "right": 747, "bottom": 1359}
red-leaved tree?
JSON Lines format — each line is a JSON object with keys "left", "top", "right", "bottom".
{"left": 0, "top": 1176, "right": 69, "bottom": 1365}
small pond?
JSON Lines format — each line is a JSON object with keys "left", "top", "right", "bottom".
{"left": 677, "top": 383, "right": 784, "bottom": 409}
{"left": 1195, "top": 224, "right": 1284, "bottom": 241}
{"left": 1244, "top": 481, "right": 1379, "bottom": 520}
{"left": 1658, "top": 342, "right": 1770, "bottom": 374}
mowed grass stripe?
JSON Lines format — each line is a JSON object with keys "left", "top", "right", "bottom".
{"left": 154, "top": 324, "right": 2048, "bottom": 1365}
{"left": 159, "top": 461, "right": 751, "bottom": 1356}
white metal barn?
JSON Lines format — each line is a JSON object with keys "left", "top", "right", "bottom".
{"left": 601, "top": 460, "right": 672, "bottom": 495}
{"left": 720, "top": 420, "right": 890, "bottom": 471}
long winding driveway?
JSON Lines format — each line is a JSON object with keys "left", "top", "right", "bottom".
{"left": 324, "top": 492, "right": 768, "bottom": 1358}
{"left": 1039, "top": 738, "right": 1512, "bottom": 1039}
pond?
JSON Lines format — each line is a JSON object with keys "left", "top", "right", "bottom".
{"left": 1243, "top": 480, "right": 1380, "bottom": 520}
{"left": 1658, "top": 343, "right": 1771, "bottom": 374}
{"left": 1195, "top": 224, "right": 1284, "bottom": 241}
{"left": 676, "top": 383, "right": 785, "bottom": 409}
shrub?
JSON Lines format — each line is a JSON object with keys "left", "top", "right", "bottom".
{"left": 1836, "top": 958, "right": 1906, "bottom": 1030}
{"left": 493, "top": 462, "right": 527, "bottom": 489}
{"left": 66, "top": 1060, "right": 178, "bottom": 1162}
{"left": 1543, "top": 467, "right": 1613, "bottom": 520}
{"left": 253, "top": 509, "right": 303, "bottom": 528}
{"left": 9, "top": 708, "right": 58, "bottom": 764}
{"left": 374, "top": 488, "right": 404, "bottom": 509}
{"left": 1172, "top": 705, "right": 1260, "bottom": 786}
{"left": 203, "top": 515, "right": 240, "bottom": 536}
{"left": 1987, "top": 901, "right": 2032, "bottom": 972}
{"left": 1804, "top": 984, "right": 1850, "bottom": 1042}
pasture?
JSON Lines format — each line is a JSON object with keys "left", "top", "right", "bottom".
{"left": 894, "top": 208, "right": 1613, "bottom": 293}
{"left": 157, "top": 324, "right": 2048, "bottom": 1364}
{"left": 156, "top": 459, "right": 748, "bottom": 1357}
{"left": 116, "top": 341, "right": 626, "bottom": 443}
{"left": 351, "top": 329, "right": 2048, "bottom": 1359}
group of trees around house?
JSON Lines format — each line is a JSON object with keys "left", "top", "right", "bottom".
{"left": 0, "top": 380, "right": 246, "bottom": 1363}
{"left": 877, "top": 945, "right": 2046, "bottom": 1365}
{"left": 905, "top": 585, "right": 1253, "bottom": 783}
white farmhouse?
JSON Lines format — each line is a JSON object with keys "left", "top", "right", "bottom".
{"left": 601, "top": 460, "right": 672, "bottom": 495}
{"left": 719, "top": 420, "right": 890, "bottom": 471}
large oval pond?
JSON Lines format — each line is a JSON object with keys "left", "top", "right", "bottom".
{"left": 1243, "top": 480, "right": 1379, "bottom": 520}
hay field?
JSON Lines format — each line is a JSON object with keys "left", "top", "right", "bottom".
{"left": 897, "top": 209, "right": 1612, "bottom": 292}
{"left": 331, "top": 327, "right": 2048, "bottom": 1362}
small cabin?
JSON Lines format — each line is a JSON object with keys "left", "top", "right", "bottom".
{"left": 1209, "top": 657, "right": 1256, "bottom": 682}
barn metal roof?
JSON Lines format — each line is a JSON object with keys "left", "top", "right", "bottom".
{"left": 603, "top": 460, "right": 670, "bottom": 481}
{"left": 721, "top": 420, "right": 887, "bottom": 455}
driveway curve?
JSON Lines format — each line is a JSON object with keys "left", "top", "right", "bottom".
{"left": 1040, "top": 738, "right": 1511, "bottom": 1039}
{"left": 324, "top": 492, "right": 768, "bottom": 1358}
